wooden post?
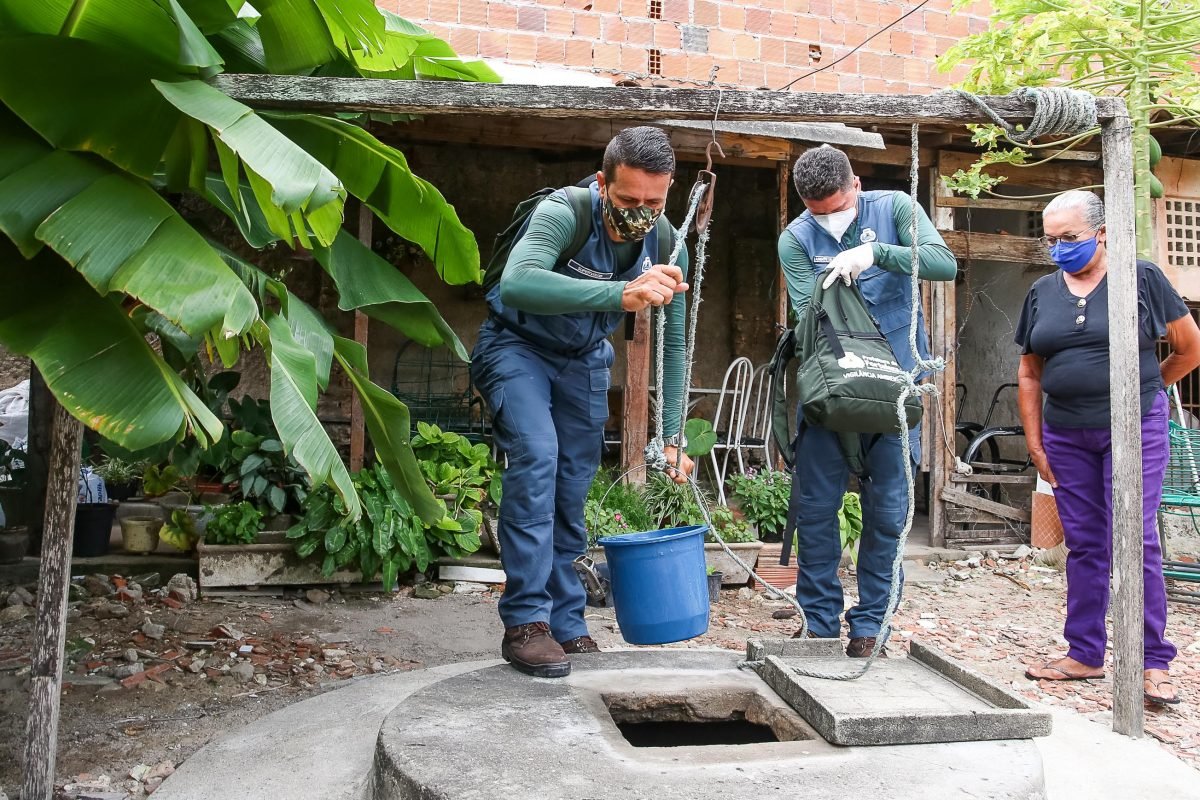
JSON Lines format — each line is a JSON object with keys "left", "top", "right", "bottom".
{"left": 776, "top": 160, "right": 791, "bottom": 332}
{"left": 1102, "top": 109, "right": 1144, "bottom": 738}
{"left": 350, "top": 206, "right": 371, "bottom": 472}
{"left": 928, "top": 160, "right": 958, "bottom": 549}
{"left": 21, "top": 402, "right": 83, "bottom": 800}
{"left": 621, "top": 308, "right": 651, "bottom": 485}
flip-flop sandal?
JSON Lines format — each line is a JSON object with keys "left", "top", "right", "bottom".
{"left": 1144, "top": 678, "right": 1181, "bottom": 706}
{"left": 1024, "top": 662, "right": 1105, "bottom": 682}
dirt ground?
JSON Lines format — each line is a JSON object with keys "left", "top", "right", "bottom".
{"left": 1, "top": 555, "right": 1198, "bottom": 797}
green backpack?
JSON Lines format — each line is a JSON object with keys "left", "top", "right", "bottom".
{"left": 770, "top": 279, "right": 923, "bottom": 475}
{"left": 482, "top": 184, "right": 676, "bottom": 294}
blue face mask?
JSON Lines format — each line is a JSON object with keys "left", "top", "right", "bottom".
{"left": 1050, "top": 236, "right": 1099, "bottom": 274}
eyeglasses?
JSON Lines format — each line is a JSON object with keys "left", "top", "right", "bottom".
{"left": 1041, "top": 224, "right": 1102, "bottom": 249}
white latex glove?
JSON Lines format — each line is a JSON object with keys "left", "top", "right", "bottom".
{"left": 821, "top": 243, "right": 876, "bottom": 289}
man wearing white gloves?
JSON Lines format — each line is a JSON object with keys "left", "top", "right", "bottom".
{"left": 777, "top": 145, "right": 956, "bottom": 656}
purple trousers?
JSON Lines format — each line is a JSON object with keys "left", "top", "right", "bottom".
{"left": 1042, "top": 390, "right": 1176, "bottom": 670}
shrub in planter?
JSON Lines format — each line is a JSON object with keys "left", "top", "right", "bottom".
{"left": 584, "top": 469, "right": 654, "bottom": 547}
{"left": 642, "top": 472, "right": 707, "bottom": 530}
{"left": 93, "top": 456, "right": 145, "bottom": 501}
{"left": 204, "top": 501, "right": 265, "bottom": 546}
{"left": 705, "top": 506, "right": 757, "bottom": 544}
{"left": 728, "top": 469, "right": 791, "bottom": 541}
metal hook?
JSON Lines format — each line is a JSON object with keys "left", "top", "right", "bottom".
{"left": 704, "top": 139, "right": 725, "bottom": 173}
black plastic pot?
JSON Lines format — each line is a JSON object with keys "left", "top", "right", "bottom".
{"left": 0, "top": 486, "right": 25, "bottom": 527}
{"left": 73, "top": 502, "right": 117, "bottom": 558}
{"left": 0, "top": 526, "right": 28, "bottom": 564}
{"left": 105, "top": 481, "right": 140, "bottom": 502}
{"left": 707, "top": 571, "right": 723, "bottom": 602}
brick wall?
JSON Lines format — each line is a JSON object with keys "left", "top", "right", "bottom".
{"left": 382, "top": 0, "right": 989, "bottom": 93}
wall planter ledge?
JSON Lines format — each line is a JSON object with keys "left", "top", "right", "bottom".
{"left": 704, "top": 541, "right": 764, "bottom": 586}
{"left": 197, "top": 531, "right": 359, "bottom": 591}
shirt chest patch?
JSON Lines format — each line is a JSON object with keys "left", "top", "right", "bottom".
{"left": 813, "top": 255, "right": 833, "bottom": 265}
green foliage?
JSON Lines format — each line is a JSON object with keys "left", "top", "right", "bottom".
{"left": 291, "top": 423, "right": 503, "bottom": 588}
{"left": 91, "top": 455, "right": 145, "bottom": 486}
{"left": 205, "top": 501, "right": 264, "bottom": 545}
{"left": 706, "top": 505, "right": 757, "bottom": 544}
{"left": 584, "top": 470, "right": 654, "bottom": 546}
{"left": 0, "top": 0, "right": 500, "bottom": 523}
{"left": 838, "top": 492, "right": 864, "bottom": 565}
{"left": 410, "top": 421, "right": 503, "bottom": 518}
{"left": 642, "top": 471, "right": 708, "bottom": 530}
{"left": 937, "top": 0, "right": 1200, "bottom": 255}
{"left": 142, "top": 464, "right": 183, "bottom": 498}
{"left": 940, "top": 145, "right": 1030, "bottom": 199}
{"left": 684, "top": 418, "right": 718, "bottom": 458}
{"left": 728, "top": 469, "right": 791, "bottom": 539}
{"left": 159, "top": 507, "right": 198, "bottom": 551}
{"left": 222, "top": 397, "right": 309, "bottom": 515}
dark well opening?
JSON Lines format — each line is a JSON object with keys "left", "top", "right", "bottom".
{"left": 602, "top": 688, "right": 809, "bottom": 748}
{"left": 617, "top": 719, "right": 779, "bottom": 748}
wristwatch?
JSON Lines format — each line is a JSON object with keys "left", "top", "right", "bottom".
{"left": 663, "top": 434, "right": 688, "bottom": 449}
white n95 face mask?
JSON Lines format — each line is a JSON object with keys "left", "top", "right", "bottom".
{"left": 813, "top": 207, "right": 857, "bottom": 241}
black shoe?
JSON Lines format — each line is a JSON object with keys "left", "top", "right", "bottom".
{"left": 846, "top": 636, "right": 887, "bottom": 658}
{"left": 502, "top": 622, "right": 571, "bottom": 678}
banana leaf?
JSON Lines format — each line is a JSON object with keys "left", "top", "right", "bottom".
{"left": 0, "top": 244, "right": 222, "bottom": 451}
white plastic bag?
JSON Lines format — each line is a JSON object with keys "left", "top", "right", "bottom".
{"left": 0, "top": 379, "right": 29, "bottom": 446}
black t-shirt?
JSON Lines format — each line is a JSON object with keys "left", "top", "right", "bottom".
{"left": 1014, "top": 260, "right": 1188, "bottom": 429}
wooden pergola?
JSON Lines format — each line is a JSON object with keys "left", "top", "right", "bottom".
{"left": 22, "top": 79, "right": 1147, "bottom": 798}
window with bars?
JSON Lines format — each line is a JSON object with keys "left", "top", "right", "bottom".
{"left": 1165, "top": 199, "right": 1199, "bottom": 269}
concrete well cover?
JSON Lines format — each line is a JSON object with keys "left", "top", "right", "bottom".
{"left": 750, "top": 638, "right": 1053, "bottom": 746}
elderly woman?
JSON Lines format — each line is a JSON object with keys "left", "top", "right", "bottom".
{"left": 1015, "top": 190, "right": 1200, "bottom": 706}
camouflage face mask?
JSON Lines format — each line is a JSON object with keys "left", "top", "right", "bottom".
{"left": 602, "top": 197, "right": 662, "bottom": 242}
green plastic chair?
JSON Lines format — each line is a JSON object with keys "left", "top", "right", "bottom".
{"left": 1158, "top": 387, "right": 1200, "bottom": 605}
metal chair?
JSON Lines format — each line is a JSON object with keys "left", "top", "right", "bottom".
{"left": 706, "top": 357, "right": 753, "bottom": 504}
{"left": 730, "top": 362, "right": 775, "bottom": 472}
{"left": 1159, "top": 388, "right": 1200, "bottom": 605}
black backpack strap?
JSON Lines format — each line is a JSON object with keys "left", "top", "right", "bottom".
{"left": 562, "top": 186, "right": 593, "bottom": 261}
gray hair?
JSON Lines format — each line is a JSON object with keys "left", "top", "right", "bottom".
{"left": 792, "top": 145, "right": 854, "bottom": 200}
{"left": 1043, "top": 190, "right": 1105, "bottom": 229}
{"left": 603, "top": 127, "right": 676, "bottom": 182}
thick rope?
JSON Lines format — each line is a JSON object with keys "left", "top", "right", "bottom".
{"left": 646, "top": 180, "right": 709, "bottom": 471}
{"left": 951, "top": 87, "right": 1098, "bottom": 144}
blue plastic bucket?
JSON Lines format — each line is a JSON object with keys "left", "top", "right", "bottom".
{"left": 599, "top": 525, "right": 709, "bottom": 645}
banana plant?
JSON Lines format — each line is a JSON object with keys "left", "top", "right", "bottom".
{"left": 0, "top": 0, "right": 500, "bottom": 521}
{"left": 937, "top": 0, "right": 1200, "bottom": 259}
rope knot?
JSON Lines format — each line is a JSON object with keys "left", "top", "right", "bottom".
{"left": 643, "top": 439, "right": 668, "bottom": 472}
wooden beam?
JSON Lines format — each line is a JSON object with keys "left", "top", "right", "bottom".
{"left": 621, "top": 308, "right": 651, "bottom": 486}
{"left": 1102, "top": 111, "right": 1144, "bottom": 739}
{"left": 841, "top": 142, "right": 937, "bottom": 167}
{"left": 211, "top": 76, "right": 1125, "bottom": 126}
{"left": 940, "top": 230, "right": 1054, "bottom": 267}
{"left": 22, "top": 402, "right": 83, "bottom": 800}
{"left": 350, "top": 206, "right": 371, "bottom": 472}
{"left": 950, "top": 474, "right": 1036, "bottom": 485}
{"left": 936, "top": 195, "right": 1049, "bottom": 213}
{"left": 385, "top": 116, "right": 791, "bottom": 165}
{"left": 777, "top": 160, "right": 790, "bottom": 331}
{"left": 940, "top": 487, "right": 1031, "bottom": 523}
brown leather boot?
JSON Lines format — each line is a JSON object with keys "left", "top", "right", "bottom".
{"left": 846, "top": 636, "right": 888, "bottom": 658}
{"left": 560, "top": 635, "right": 601, "bottom": 654}
{"left": 502, "top": 622, "right": 571, "bottom": 678}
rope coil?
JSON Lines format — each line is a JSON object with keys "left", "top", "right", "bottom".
{"left": 952, "top": 87, "right": 1098, "bottom": 144}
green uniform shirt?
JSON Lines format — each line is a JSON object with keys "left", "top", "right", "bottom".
{"left": 498, "top": 194, "right": 691, "bottom": 437}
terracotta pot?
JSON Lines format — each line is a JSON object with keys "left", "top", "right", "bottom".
{"left": 120, "top": 516, "right": 162, "bottom": 554}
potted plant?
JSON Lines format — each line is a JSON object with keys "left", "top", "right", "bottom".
{"left": 93, "top": 456, "right": 144, "bottom": 502}
{"left": 203, "top": 501, "right": 264, "bottom": 546}
{"left": 74, "top": 469, "right": 117, "bottom": 558}
{"left": 706, "top": 565, "right": 723, "bottom": 602}
{"left": 703, "top": 505, "right": 762, "bottom": 586}
{"left": 728, "top": 468, "right": 792, "bottom": 542}
{"left": 222, "top": 399, "right": 309, "bottom": 528}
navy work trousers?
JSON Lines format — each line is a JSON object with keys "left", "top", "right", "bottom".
{"left": 470, "top": 322, "right": 612, "bottom": 642}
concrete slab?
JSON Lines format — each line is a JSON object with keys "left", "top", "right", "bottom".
{"left": 755, "top": 639, "right": 1051, "bottom": 746}
{"left": 154, "top": 661, "right": 497, "bottom": 800}
{"left": 374, "top": 649, "right": 1047, "bottom": 800}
